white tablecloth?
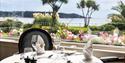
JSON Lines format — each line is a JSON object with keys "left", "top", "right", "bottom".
{"left": 0, "top": 51, "right": 103, "bottom": 63}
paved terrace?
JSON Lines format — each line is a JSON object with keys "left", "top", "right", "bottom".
{"left": 0, "top": 39, "right": 125, "bottom": 62}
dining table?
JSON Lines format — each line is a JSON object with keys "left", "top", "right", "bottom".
{"left": 0, "top": 50, "right": 103, "bottom": 63}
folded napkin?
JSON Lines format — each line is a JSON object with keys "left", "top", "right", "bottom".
{"left": 83, "top": 40, "right": 93, "bottom": 61}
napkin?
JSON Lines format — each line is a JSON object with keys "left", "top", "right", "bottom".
{"left": 83, "top": 40, "right": 93, "bottom": 61}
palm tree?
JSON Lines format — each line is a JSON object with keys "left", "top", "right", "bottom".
{"left": 107, "top": 1, "right": 125, "bottom": 30}
{"left": 41, "top": 0, "right": 68, "bottom": 32}
{"left": 77, "top": 0, "right": 99, "bottom": 27}
{"left": 108, "top": 1, "right": 125, "bottom": 24}
{"left": 112, "top": 1, "right": 125, "bottom": 18}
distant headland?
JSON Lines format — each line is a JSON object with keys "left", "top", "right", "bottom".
{"left": 0, "top": 11, "right": 84, "bottom": 18}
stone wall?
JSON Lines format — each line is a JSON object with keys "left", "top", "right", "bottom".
{"left": 0, "top": 40, "right": 18, "bottom": 60}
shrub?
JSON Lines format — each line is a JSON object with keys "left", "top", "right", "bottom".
{"left": 33, "top": 13, "right": 60, "bottom": 33}
{"left": 0, "top": 19, "right": 23, "bottom": 32}
{"left": 68, "top": 27, "right": 88, "bottom": 34}
{"left": 32, "top": 24, "right": 41, "bottom": 28}
{"left": 99, "top": 23, "right": 115, "bottom": 31}
{"left": 90, "top": 26, "right": 99, "bottom": 31}
{"left": 23, "top": 24, "right": 33, "bottom": 30}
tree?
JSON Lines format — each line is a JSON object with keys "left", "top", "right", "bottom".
{"left": 112, "top": 1, "right": 125, "bottom": 18}
{"left": 108, "top": 1, "right": 125, "bottom": 30}
{"left": 77, "top": 0, "right": 99, "bottom": 27}
{"left": 108, "top": 14, "right": 125, "bottom": 22}
{"left": 109, "top": 1, "right": 125, "bottom": 22}
{"left": 41, "top": 0, "right": 68, "bottom": 32}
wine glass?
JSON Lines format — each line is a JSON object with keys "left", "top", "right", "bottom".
{"left": 54, "top": 34, "right": 61, "bottom": 50}
{"left": 31, "top": 35, "right": 37, "bottom": 51}
{"left": 31, "top": 35, "right": 45, "bottom": 55}
{"left": 24, "top": 47, "right": 33, "bottom": 53}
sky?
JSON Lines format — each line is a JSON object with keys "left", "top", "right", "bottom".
{"left": 0, "top": 0, "right": 125, "bottom": 24}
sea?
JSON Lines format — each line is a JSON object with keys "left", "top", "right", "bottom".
{"left": 0, "top": 17, "right": 111, "bottom": 26}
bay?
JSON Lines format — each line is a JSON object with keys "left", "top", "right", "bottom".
{"left": 0, "top": 17, "right": 111, "bottom": 26}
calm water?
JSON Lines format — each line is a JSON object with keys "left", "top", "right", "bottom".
{"left": 0, "top": 17, "right": 111, "bottom": 26}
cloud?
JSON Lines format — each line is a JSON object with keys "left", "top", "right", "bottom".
{"left": 0, "top": 0, "right": 51, "bottom": 11}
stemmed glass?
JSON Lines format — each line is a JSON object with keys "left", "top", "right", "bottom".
{"left": 31, "top": 35, "right": 37, "bottom": 51}
{"left": 54, "top": 34, "right": 61, "bottom": 50}
{"left": 31, "top": 35, "right": 45, "bottom": 55}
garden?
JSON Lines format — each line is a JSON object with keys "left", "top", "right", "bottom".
{"left": 21, "top": 12, "right": 125, "bottom": 46}
{"left": 1, "top": 0, "right": 125, "bottom": 47}
{"left": 57, "top": 27, "right": 125, "bottom": 46}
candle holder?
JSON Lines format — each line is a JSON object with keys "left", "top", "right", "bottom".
{"left": 24, "top": 56, "right": 30, "bottom": 63}
{"left": 30, "top": 57, "right": 37, "bottom": 63}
